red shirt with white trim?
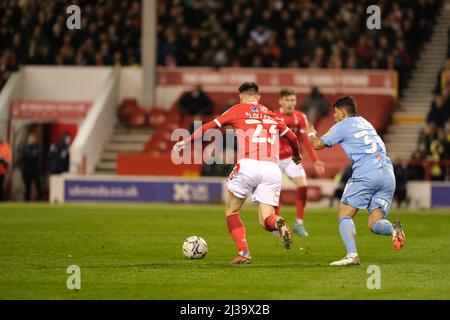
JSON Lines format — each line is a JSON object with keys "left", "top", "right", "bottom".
{"left": 214, "top": 103, "right": 289, "bottom": 162}
{"left": 185, "top": 102, "right": 300, "bottom": 163}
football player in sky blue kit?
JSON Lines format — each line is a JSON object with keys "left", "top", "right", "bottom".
{"left": 307, "top": 96, "right": 406, "bottom": 266}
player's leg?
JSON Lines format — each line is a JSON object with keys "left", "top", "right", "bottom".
{"left": 283, "top": 159, "right": 309, "bottom": 236}
{"left": 273, "top": 158, "right": 289, "bottom": 218}
{"left": 253, "top": 161, "right": 293, "bottom": 249}
{"left": 225, "top": 191, "right": 252, "bottom": 264}
{"left": 330, "top": 177, "right": 371, "bottom": 266}
{"left": 225, "top": 160, "right": 254, "bottom": 264}
{"left": 369, "top": 208, "right": 405, "bottom": 249}
{"left": 368, "top": 166, "right": 405, "bottom": 250}
{"left": 329, "top": 203, "right": 360, "bottom": 266}
{"left": 368, "top": 209, "right": 393, "bottom": 235}
{"left": 258, "top": 203, "right": 293, "bottom": 249}
{"left": 272, "top": 159, "right": 288, "bottom": 237}
{"left": 291, "top": 176, "right": 309, "bottom": 236}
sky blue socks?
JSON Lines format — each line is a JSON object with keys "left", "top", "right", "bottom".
{"left": 339, "top": 217, "right": 357, "bottom": 254}
{"left": 338, "top": 217, "right": 392, "bottom": 255}
{"left": 371, "top": 219, "right": 393, "bottom": 235}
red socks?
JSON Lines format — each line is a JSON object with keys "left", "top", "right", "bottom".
{"left": 295, "top": 186, "right": 307, "bottom": 220}
{"left": 226, "top": 213, "right": 248, "bottom": 252}
{"left": 264, "top": 214, "right": 278, "bottom": 231}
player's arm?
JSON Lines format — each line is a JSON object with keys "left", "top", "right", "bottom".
{"left": 278, "top": 121, "right": 302, "bottom": 164}
{"left": 307, "top": 122, "right": 344, "bottom": 150}
{"left": 299, "top": 116, "right": 325, "bottom": 174}
{"left": 308, "top": 135, "right": 326, "bottom": 150}
{"left": 300, "top": 129, "right": 321, "bottom": 159}
{"left": 299, "top": 114, "right": 324, "bottom": 158}
{"left": 306, "top": 125, "right": 326, "bottom": 150}
{"left": 173, "top": 106, "right": 234, "bottom": 152}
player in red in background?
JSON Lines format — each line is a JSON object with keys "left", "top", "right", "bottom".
{"left": 173, "top": 82, "right": 302, "bottom": 264}
{"left": 273, "top": 88, "right": 326, "bottom": 237}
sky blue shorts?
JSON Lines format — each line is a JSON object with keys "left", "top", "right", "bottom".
{"left": 341, "top": 165, "right": 396, "bottom": 217}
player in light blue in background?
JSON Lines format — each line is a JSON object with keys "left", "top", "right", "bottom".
{"left": 307, "top": 96, "right": 406, "bottom": 266}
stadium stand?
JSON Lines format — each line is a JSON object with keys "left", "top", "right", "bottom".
{"left": 1, "top": 0, "right": 441, "bottom": 93}
{"left": 0, "top": 0, "right": 445, "bottom": 180}
{"left": 407, "top": 27, "right": 450, "bottom": 180}
{"left": 0, "top": 0, "right": 141, "bottom": 90}
{"left": 157, "top": 0, "right": 442, "bottom": 92}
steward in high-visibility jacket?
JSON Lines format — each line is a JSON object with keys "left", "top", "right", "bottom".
{"left": 0, "top": 139, "right": 11, "bottom": 201}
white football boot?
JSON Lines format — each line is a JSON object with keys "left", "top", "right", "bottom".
{"left": 330, "top": 253, "right": 360, "bottom": 266}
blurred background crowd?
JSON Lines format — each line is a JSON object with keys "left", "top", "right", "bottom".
{"left": 157, "top": 0, "right": 441, "bottom": 94}
{"left": 1, "top": 0, "right": 141, "bottom": 89}
{"left": 0, "top": 0, "right": 443, "bottom": 94}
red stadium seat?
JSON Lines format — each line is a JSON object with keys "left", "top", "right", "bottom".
{"left": 127, "top": 108, "right": 147, "bottom": 127}
{"left": 119, "top": 92, "right": 392, "bottom": 177}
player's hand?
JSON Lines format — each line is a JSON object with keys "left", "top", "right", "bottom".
{"left": 307, "top": 124, "right": 317, "bottom": 137}
{"left": 314, "top": 160, "right": 326, "bottom": 176}
{"left": 173, "top": 141, "right": 186, "bottom": 152}
{"left": 292, "top": 155, "right": 302, "bottom": 165}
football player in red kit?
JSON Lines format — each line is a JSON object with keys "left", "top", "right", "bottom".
{"left": 173, "top": 82, "right": 302, "bottom": 264}
{"left": 273, "top": 88, "right": 326, "bottom": 237}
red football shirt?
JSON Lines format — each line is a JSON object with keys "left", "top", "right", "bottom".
{"left": 185, "top": 102, "right": 300, "bottom": 163}
{"left": 214, "top": 103, "right": 289, "bottom": 162}
{"left": 274, "top": 108, "right": 319, "bottom": 161}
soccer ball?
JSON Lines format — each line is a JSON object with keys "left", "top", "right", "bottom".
{"left": 182, "top": 236, "right": 208, "bottom": 259}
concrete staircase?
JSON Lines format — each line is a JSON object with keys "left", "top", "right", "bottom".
{"left": 384, "top": 1, "right": 450, "bottom": 159}
{"left": 95, "top": 124, "right": 153, "bottom": 175}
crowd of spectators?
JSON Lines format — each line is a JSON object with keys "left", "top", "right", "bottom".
{"left": 0, "top": 0, "right": 444, "bottom": 94}
{"left": 158, "top": 0, "right": 442, "bottom": 93}
{"left": 411, "top": 116, "right": 450, "bottom": 181}
{"left": 410, "top": 28, "right": 450, "bottom": 181}
{"left": 0, "top": 0, "right": 141, "bottom": 89}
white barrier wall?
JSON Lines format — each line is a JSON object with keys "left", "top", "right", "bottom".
{"left": 70, "top": 69, "right": 119, "bottom": 175}
{"left": 119, "top": 67, "right": 142, "bottom": 104}
{"left": 0, "top": 72, "right": 23, "bottom": 138}
{"left": 407, "top": 181, "right": 431, "bottom": 209}
{"left": 0, "top": 66, "right": 145, "bottom": 175}
{"left": 22, "top": 66, "right": 112, "bottom": 100}
{"left": 119, "top": 67, "right": 185, "bottom": 110}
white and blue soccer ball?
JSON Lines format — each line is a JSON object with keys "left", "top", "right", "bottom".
{"left": 182, "top": 236, "right": 208, "bottom": 259}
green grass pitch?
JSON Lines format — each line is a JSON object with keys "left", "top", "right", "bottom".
{"left": 0, "top": 203, "right": 449, "bottom": 300}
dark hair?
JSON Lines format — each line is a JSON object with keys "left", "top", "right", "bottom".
{"left": 238, "top": 82, "right": 259, "bottom": 95}
{"left": 279, "top": 88, "right": 295, "bottom": 98}
{"left": 334, "top": 96, "right": 357, "bottom": 115}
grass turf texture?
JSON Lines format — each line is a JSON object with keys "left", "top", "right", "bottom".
{"left": 0, "top": 203, "right": 449, "bottom": 300}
